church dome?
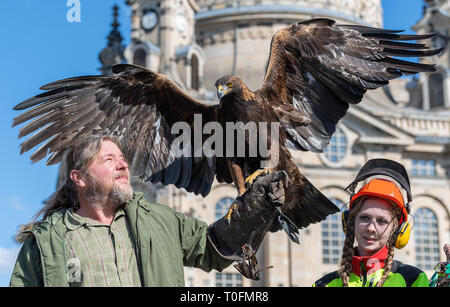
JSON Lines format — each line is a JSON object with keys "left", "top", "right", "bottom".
{"left": 196, "top": 0, "right": 382, "bottom": 28}
{"left": 195, "top": 0, "right": 383, "bottom": 93}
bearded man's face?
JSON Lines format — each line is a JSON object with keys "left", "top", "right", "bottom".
{"left": 82, "top": 140, "right": 133, "bottom": 207}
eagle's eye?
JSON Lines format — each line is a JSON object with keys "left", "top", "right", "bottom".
{"left": 226, "top": 82, "right": 233, "bottom": 88}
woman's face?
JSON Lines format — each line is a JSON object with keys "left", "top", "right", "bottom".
{"left": 354, "top": 197, "right": 396, "bottom": 257}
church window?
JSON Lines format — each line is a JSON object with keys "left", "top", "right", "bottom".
{"left": 429, "top": 72, "right": 445, "bottom": 109}
{"left": 322, "top": 127, "right": 348, "bottom": 165}
{"left": 191, "top": 54, "right": 199, "bottom": 91}
{"left": 215, "top": 272, "right": 243, "bottom": 287}
{"left": 322, "top": 198, "right": 346, "bottom": 264}
{"left": 415, "top": 208, "right": 440, "bottom": 270}
{"left": 133, "top": 48, "right": 147, "bottom": 67}
{"left": 412, "top": 159, "right": 436, "bottom": 177}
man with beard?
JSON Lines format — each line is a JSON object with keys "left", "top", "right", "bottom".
{"left": 9, "top": 135, "right": 288, "bottom": 286}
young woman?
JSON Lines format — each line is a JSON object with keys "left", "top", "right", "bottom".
{"left": 314, "top": 159, "right": 429, "bottom": 287}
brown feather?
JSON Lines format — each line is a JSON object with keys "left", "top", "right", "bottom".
{"left": 13, "top": 64, "right": 218, "bottom": 197}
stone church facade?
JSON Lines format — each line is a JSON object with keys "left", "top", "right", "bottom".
{"left": 96, "top": 0, "right": 449, "bottom": 286}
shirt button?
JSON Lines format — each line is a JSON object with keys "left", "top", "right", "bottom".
{"left": 121, "top": 268, "right": 126, "bottom": 273}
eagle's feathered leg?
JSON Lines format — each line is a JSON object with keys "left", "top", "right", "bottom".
{"left": 225, "top": 160, "right": 246, "bottom": 224}
{"left": 226, "top": 142, "right": 279, "bottom": 223}
{"left": 228, "top": 160, "right": 246, "bottom": 196}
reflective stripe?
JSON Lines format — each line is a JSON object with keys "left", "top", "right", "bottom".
{"left": 314, "top": 261, "right": 429, "bottom": 287}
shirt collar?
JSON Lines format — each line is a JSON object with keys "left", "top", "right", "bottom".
{"left": 64, "top": 207, "right": 126, "bottom": 231}
{"left": 351, "top": 245, "right": 388, "bottom": 276}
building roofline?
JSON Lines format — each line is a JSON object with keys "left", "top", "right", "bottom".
{"left": 195, "top": 5, "right": 373, "bottom": 26}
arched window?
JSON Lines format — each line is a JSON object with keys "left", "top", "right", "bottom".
{"left": 429, "top": 72, "right": 445, "bottom": 109}
{"left": 191, "top": 54, "right": 199, "bottom": 91}
{"left": 415, "top": 208, "right": 440, "bottom": 270}
{"left": 322, "top": 127, "right": 348, "bottom": 165}
{"left": 322, "top": 198, "right": 346, "bottom": 264}
{"left": 133, "top": 48, "right": 147, "bottom": 67}
{"left": 215, "top": 197, "right": 234, "bottom": 221}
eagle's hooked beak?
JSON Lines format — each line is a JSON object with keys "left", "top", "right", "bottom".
{"left": 217, "top": 85, "right": 231, "bottom": 100}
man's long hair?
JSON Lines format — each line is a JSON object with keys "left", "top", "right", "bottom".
{"left": 35, "top": 135, "right": 124, "bottom": 221}
{"left": 15, "top": 135, "right": 125, "bottom": 242}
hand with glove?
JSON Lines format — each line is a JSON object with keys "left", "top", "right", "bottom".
{"left": 207, "top": 170, "right": 288, "bottom": 280}
{"left": 430, "top": 243, "right": 450, "bottom": 287}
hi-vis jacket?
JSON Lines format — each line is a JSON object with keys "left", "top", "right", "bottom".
{"left": 313, "top": 246, "right": 429, "bottom": 287}
{"left": 9, "top": 192, "right": 232, "bottom": 287}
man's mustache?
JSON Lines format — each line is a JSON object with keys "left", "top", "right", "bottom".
{"left": 115, "top": 171, "right": 129, "bottom": 180}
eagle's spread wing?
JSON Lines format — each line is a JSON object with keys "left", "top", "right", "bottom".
{"left": 258, "top": 18, "right": 441, "bottom": 152}
{"left": 12, "top": 64, "right": 217, "bottom": 196}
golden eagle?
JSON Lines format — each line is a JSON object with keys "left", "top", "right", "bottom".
{"left": 12, "top": 19, "right": 441, "bottom": 241}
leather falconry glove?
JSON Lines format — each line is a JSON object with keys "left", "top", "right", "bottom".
{"left": 206, "top": 170, "right": 288, "bottom": 280}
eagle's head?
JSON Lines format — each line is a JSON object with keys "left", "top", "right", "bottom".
{"left": 215, "top": 75, "right": 245, "bottom": 100}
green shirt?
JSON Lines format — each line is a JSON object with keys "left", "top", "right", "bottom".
{"left": 64, "top": 207, "right": 141, "bottom": 287}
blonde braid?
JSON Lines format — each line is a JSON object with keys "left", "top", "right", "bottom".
{"left": 339, "top": 221, "right": 355, "bottom": 287}
{"left": 376, "top": 206, "right": 401, "bottom": 287}
{"left": 339, "top": 200, "right": 364, "bottom": 287}
{"left": 375, "top": 242, "right": 395, "bottom": 287}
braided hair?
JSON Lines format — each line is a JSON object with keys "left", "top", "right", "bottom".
{"left": 376, "top": 205, "right": 401, "bottom": 287}
{"left": 338, "top": 199, "right": 360, "bottom": 287}
{"left": 338, "top": 197, "right": 402, "bottom": 287}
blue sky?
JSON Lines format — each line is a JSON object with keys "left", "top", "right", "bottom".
{"left": 0, "top": 0, "right": 426, "bottom": 286}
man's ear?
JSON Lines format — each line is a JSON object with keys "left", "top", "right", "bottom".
{"left": 70, "top": 170, "right": 86, "bottom": 188}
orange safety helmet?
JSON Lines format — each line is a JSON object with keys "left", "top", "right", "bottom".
{"left": 344, "top": 159, "right": 413, "bottom": 249}
{"left": 350, "top": 178, "right": 408, "bottom": 225}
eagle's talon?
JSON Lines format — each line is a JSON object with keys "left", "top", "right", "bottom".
{"left": 225, "top": 202, "right": 239, "bottom": 224}
{"left": 245, "top": 168, "right": 272, "bottom": 185}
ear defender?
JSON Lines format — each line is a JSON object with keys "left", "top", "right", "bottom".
{"left": 393, "top": 220, "right": 411, "bottom": 249}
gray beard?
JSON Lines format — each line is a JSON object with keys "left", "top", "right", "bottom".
{"left": 84, "top": 173, "right": 133, "bottom": 210}
{"left": 109, "top": 183, "right": 134, "bottom": 207}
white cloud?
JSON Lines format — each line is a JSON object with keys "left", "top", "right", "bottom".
{"left": 8, "top": 195, "right": 29, "bottom": 213}
{"left": 0, "top": 246, "right": 20, "bottom": 275}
